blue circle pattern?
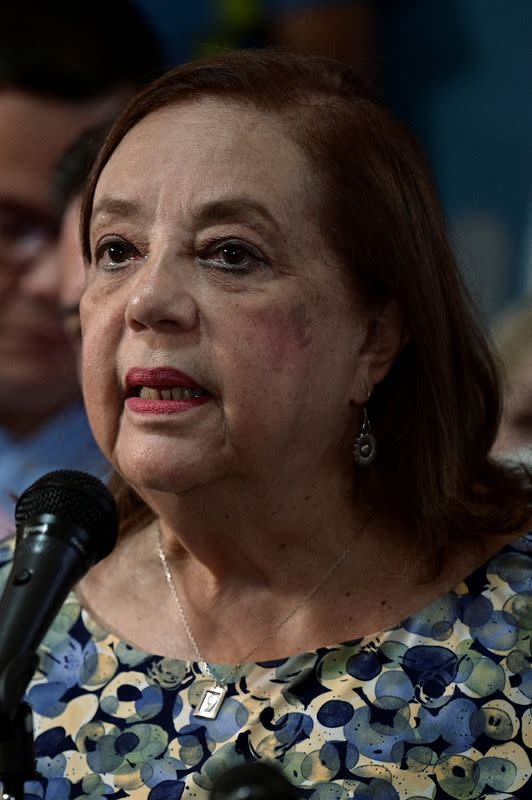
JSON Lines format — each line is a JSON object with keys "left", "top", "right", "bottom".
{"left": 0, "top": 533, "right": 531, "bottom": 799}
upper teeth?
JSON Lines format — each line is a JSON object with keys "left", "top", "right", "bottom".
{"left": 138, "top": 386, "right": 206, "bottom": 400}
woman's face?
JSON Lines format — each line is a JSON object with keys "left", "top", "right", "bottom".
{"left": 81, "top": 99, "right": 371, "bottom": 495}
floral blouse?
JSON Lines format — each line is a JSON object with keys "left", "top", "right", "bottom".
{"left": 0, "top": 533, "right": 531, "bottom": 800}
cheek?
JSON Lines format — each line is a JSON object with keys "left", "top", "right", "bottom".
{"left": 215, "top": 298, "right": 332, "bottom": 428}
{"left": 287, "top": 302, "right": 313, "bottom": 350}
{"left": 80, "top": 292, "right": 121, "bottom": 449}
{"left": 58, "top": 241, "right": 86, "bottom": 305}
{"left": 236, "top": 301, "right": 314, "bottom": 379}
{"left": 80, "top": 281, "right": 122, "bottom": 367}
{"left": 223, "top": 292, "right": 359, "bottom": 418}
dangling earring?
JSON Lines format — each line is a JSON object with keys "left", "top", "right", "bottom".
{"left": 353, "top": 407, "right": 376, "bottom": 466}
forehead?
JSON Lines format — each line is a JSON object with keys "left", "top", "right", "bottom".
{"left": 94, "top": 99, "right": 316, "bottom": 223}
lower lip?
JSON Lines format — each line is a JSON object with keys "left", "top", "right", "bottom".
{"left": 126, "top": 397, "right": 210, "bottom": 415}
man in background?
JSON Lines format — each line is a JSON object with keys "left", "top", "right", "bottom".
{"left": 0, "top": 2, "right": 164, "bottom": 519}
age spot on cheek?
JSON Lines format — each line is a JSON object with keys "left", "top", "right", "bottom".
{"left": 242, "top": 301, "right": 314, "bottom": 374}
{"left": 289, "top": 302, "right": 313, "bottom": 349}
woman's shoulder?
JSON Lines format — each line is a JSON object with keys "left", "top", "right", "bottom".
{"left": 442, "top": 528, "right": 532, "bottom": 603}
{"left": 480, "top": 529, "right": 532, "bottom": 581}
{"left": 432, "top": 529, "right": 531, "bottom": 609}
{"left": 477, "top": 529, "right": 532, "bottom": 603}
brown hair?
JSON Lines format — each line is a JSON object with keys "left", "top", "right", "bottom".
{"left": 80, "top": 48, "right": 531, "bottom": 552}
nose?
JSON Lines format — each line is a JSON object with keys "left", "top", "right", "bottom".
{"left": 125, "top": 254, "right": 199, "bottom": 334}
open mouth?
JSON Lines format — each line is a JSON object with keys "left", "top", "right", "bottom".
{"left": 126, "top": 367, "right": 210, "bottom": 402}
{"left": 124, "top": 367, "right": 211, "bottom": 412}
{"left": 128, "top": 385, "right": 210, "bottom": 401}
{"left": 126, "top": 367, "right": 212, "bottom": 414}
{"left": 125, "top": 384, "right": 211, "bottom": 415}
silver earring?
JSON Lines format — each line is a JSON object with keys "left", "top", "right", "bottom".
{"left": 353, "top": 407, "right": 376, "bottom": 466}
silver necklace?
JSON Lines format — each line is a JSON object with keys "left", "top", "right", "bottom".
{"left": 156, "top": 517, "right": 369, "bottom": 719}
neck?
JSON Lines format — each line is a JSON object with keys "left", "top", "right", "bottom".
{"left": 136, "top": 467, "right": 371, "bottom": 590}
{"left": 86, "top": 479, "right": 415, "bottom": 663}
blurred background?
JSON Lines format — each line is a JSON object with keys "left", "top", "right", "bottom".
{"left": 134, "top": 0, "right": 532, "bottom": 325}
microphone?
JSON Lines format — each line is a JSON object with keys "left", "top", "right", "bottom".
{"left": 0, "top": 469, "right": 118, "bottom": 719}
{"left": 209, "top": 762, "right": 301, "bottom": 800}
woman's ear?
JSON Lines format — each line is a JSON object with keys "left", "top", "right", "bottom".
{"left": 350, "top": 300, "right": 408, "bottom": 405}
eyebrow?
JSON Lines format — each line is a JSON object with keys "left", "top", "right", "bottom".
{"left": 90, "top": 195, "right": 281, "bottom": 238}
{"left": 90, "top": 197, "right": 142, "bottom": 224}
{"left": 190, "top": 198, "right": 281, "bottom": 235}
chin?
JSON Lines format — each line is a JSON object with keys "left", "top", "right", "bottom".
{"left": 115, "top": 450, "right": 219, "bottom": 497}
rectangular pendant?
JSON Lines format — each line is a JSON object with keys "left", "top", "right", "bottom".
{"left": 195, "top": 683, "right": 227, "bottom": 719}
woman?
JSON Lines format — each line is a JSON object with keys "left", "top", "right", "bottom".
{"left": 1, "top": 49, "right": 531, "bottom": 800}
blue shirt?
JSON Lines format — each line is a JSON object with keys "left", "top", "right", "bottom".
{"left": 0, "top": 403, "right": 109, "bottom": 526}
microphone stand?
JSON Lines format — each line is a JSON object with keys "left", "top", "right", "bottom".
{"left": 0, "top": 652, "right": 40, "bottom": 800}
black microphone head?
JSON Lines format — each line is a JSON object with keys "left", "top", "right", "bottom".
{"left": 14, "top": 470, "right": 118, "bottom": 563}
{"left": 209, "top": 762, "right": 300, "bottom": 800}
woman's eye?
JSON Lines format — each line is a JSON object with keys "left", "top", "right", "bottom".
{"left": 94, "top": 237, "right": 140, "bottom": 271}
{"left": 199, "top": 240, "right": 263, "bottom": 273}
